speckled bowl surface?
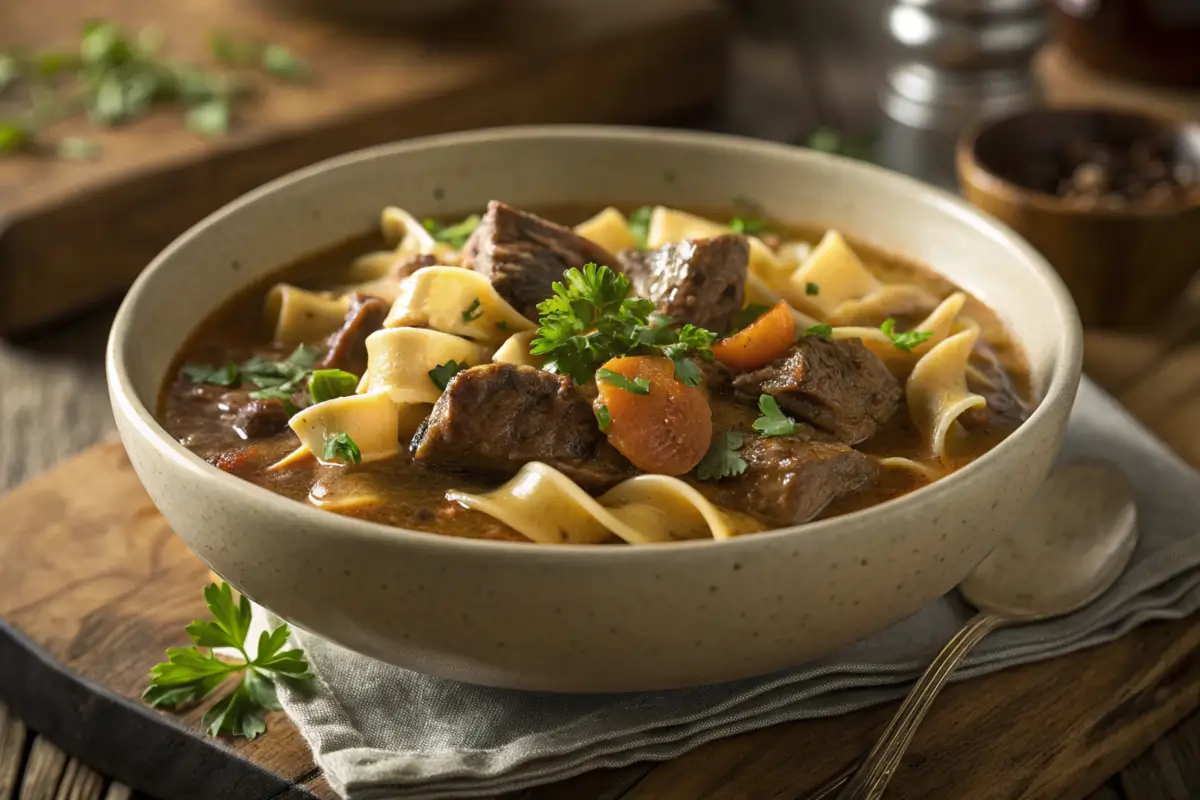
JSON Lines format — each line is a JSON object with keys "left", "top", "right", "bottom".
{"left": 107, "top": 126, "right": 1082, "bottom": 692}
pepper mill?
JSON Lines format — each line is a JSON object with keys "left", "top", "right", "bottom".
{"left": 877, "top": 0, "right": 1049, "bottom": 189}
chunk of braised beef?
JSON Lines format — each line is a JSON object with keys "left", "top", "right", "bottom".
{"left": 733, "top": 336, "right": 901, "bottom": 445}
{"left": 207, "top": 447, "right": 259, "bottom": 474}
{"left": 231, "top": 399, "right": 290, "bottom": 440}
{"left": 462, "top": 201, "right": 617, "bottom": 321}
{"left": 411, "top": 363, "right": 632, "bottom": 491}
{"left": 701, "top": 432, "right": 877, "bottom": 526}
{"left": 390, "top": 253, "right": 438, "bottom": 280}
{"left": 318, "top": 292, "right": 390, "bottom": 376}
{"left": 618, "top": 234, "right": 749, "bottom": 332}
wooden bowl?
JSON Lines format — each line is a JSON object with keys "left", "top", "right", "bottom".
{"left": 957, "top": 108, "right": 1200, "bottom": 328}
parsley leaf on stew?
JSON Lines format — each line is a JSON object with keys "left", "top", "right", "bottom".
{"left": 428, "top": 359, "right": 467, "bottom": 391}
{"left": 495, "top": 320, "right": 509, "bottom": 332}
{"left": 596, "top": 368, "right": 650, "bottom": 395}
{"left": 595, "top": 404, "right": 612, "bottom": 433}
{"left": 696, "top": 431, "right": 748, "bottom": 481}
{"left": 728, "top": 216, "right": 766, "bottom": 235}
{"left": 143, "top": 581, "right": 313, "bottom": 740}
{"left": 752, "top": 394, "right": 799, "bottom": 437}
{"left": 805, "top": 281, "right": 820, "bottom": 296}
{"left": 422, "top": 214, "right": 481, "bottom": 249}
{"left": 308, "top": 369, "right": 358, "bottom": 404}
{"left": 667, "top": 355, "right": 704, "bottom": 387}
{"left": 880, "top": 318, "right": 934, "bottom": 352}
{"left": 182, "top": 361, "right": 239, "bottom": 386}
{"left": 627, "top": 205, "right": 652, "bottom": 249}
{"left": 322, "top": 432, "right": 362, "bottom": 465}
{"left": 805, "top": 323, "right": 833, "bottom": 339}
{"left": 729, "top": 303, "right": 770, "bottom": 335}
{"left": 461, "top": 298, "right": 483, "bottom": 323}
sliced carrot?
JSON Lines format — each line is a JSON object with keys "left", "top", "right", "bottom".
{"left": 711, "top": 300, "right": 797, "bottom": 371}
{"left": 595, "top": 356, "right": 712, "bottom": 476}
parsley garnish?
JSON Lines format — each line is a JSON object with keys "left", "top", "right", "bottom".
{"left": 596, "top": 368, "right": 650, "bottom": 395}
{"left": 729, "top": 304, "right": 770, "bottom": 335}
{"left": 308, "top": 369, "right": 358, "bottom": 404}
{"left": 428, "top": 359, "right": 467, "bottom": 391}
{"left": 530, "top": 263, "right": 718, "bottom": 385}
{"left": 752, "top": 394, "right": 798, "bottom": 437}
{"left": 322, "top": 432, "right": 362, "bottom": 465}
{"left": 880, "top": 318, "right": 934, "bottom": 352}
{"left": 495, "top": 320, "right": 509, "bottom": 332}
{"left": 422, "top": 214, "right": 481, "bottom": 249}
{"left": 805, "top": 323, "right": 834, "bottom": 339}
{"left": 182, "top": 361, "right": 239, "bottom": 386}
{"left": 627, "top": 206, "right": 652, "bottom": 249}
{"left": 595, "top": 404, "right": 612, "bottom": 432}
{"left": 728, "top": 216, "right": 766, "bottom": 235}
{"left": 696, "top": 431, "right": 748, "bottom": 481}
{"left": 806, "top": 282, "right": 820, "bottom": 296}
{"left": 143, "top": 582, "right": 312, "bottom": 740}
{"left": 461, "top": 298, "right": 483, "bottom": 323}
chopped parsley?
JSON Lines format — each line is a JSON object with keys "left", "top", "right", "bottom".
{"left": 627, "top": 205, "right": 653, "bottom": 249}
{"left": 308, "top": 369, "right": 358, "bottom": 404}
{"left": 461, "top": 298, "right": 483, "bottom": 323}
{"left": 880, "top": 318, "right": 934, "bottom": 352}
{"left": 805, "top": 282, "right": 820, "bottom": 296}
{"left": 322, "top": 432, "right": 362, "bottom": 465}
{"left": 728, "top": 216, "right": 766, "bottom": 235}
{"left": 529, "top": 263, "right": 718, "bottom": 385}
{"left": 495, "top": 320, "right": 509, "bottom": 332}
{"left": 428, "top": 359, "right": 468, "bottom": 391}
{"left": 422, "top": 214, "right": 481, "bottom": 249}
{"left": 729, "top": 303, "right": 770, "bottom": 335}
{"left": 596, "top": 368, "right": 650, "bottom": 395}
{"left": 143, "top": 582, "right": 312, "bottom": 740}
{"left": 595, "top": 404, "right": 612, "bottom": 433}
{"left": 182, "top": 361, "right": 239, "bottom": 386}
{"left": 805, "top": 323, "right": 834, "bottom": 339}
{"left": 752, "top": 394, "right": 798, "bottom": 437}
{"left": 696, "top": 431, "right": 748, "bottom": 481}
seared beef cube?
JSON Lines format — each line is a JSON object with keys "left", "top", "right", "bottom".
{"left": 618, "top": 235, "right": 749, "bottom": 332}
{"left": 463, "top": 201, "right": 618, "bottom": 321}
{"left": 390, "top": 253, "right": 438, "bottom": 280}
{"left": 411, "top": 363, "right": 632, "bottom": 490}
{"left": 231, "top": 399, "right": 290, "bottom": 440}
{"left": 705, "top": 433, "right": 877, "bottom": 526}
{"left": 733, "top": 337, "right": 901, "bottom": 444}
{"left": 318, "top": 292, "right": 390, "bottom": 376}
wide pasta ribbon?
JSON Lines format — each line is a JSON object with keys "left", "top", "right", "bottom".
{"left": 384, "top": 266, "right": 533, "bottom": 345}
{"left": 906, "top": 328, "right": 988, "bottom": 464}
{"left": 448, "top": 463, "right": 764, "bottom": 545}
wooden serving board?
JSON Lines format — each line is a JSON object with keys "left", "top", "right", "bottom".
{"left": 0, "top": 0, "right": 724, "bottom": 336}
{"left": 1, "top": 329, "right": 1200, "bottom": 800}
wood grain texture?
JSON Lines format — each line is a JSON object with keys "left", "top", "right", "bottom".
{"left": 0, "top": 0, "right": 724, "bottom": 334}
{"left": 0, "top": 706, "right": 28, "bottom": 800}
{"left": 0, "top": 324, "right": 1198, "bottom": 798}
{"left": 21, "top": 737, "right": 67, "bottom": 800}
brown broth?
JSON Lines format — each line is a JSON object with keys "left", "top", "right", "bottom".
{"left": 158, "top": 205, "right": 1034, "bottom": 541}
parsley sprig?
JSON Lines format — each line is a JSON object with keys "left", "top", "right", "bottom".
{"left": 428, "top": 359, "right": 468, "bottom": 391}
{"left": 308, "top": 369, "right": 357, "bottom": 404}
{"left": 880, "top": 318, "right": 934, "bottom": 352}
{"left": 530, "top": 263, "right": 718, "bottom": 386}
{"left": 752, "top": 394, "right": 799, "bottom": 437}
{"left": 322, "top": 432, "right": 362, "bottom": 464}
{"left": 423, "top": 214, "right": 481, "bottom": 249}
{"left": 182, "top": 344, "right": 323, "bottom": 415}
{"left": 805, "top": 323, "right": 834, "bottom": 339}
{"left": 627, "top": 206, "right": 652, "bottom": 249}
{"left": 144, "top": 582, "right": 312, "bottom": 740}
{"left": 596, "top": 368, "right": 650, "bottom": 395}
{"left": 728, "top": 216, "right": 766, "bottom": 235}
{"left": 696, "top": 431, "right": 748, "bottom": 481}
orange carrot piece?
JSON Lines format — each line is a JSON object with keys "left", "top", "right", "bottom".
{"left": 595, "top": 356, "right": 712, "bottom": 476}
{"left": 711, "top": 300, "right": 796, "bottom": 371}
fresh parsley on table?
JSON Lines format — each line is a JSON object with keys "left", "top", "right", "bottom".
{"left": 143, "top": 582, "right": 312, "bottom": 740}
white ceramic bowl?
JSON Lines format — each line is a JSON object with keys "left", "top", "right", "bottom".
{"left": 107, "top": 126, "right": 1082, "bottom": 692}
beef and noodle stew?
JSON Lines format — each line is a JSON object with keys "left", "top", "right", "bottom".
{"left": 161, "top": 202, "right": 1033, "bottom": 544}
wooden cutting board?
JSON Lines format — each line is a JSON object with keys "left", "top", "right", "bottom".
{"left": 0, "top": 0, "right": 723, "bottom": 336}
{"left": 1, "top": 329, "right": 1200, "bottom": 800}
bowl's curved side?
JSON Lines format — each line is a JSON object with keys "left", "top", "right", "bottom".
{"left": 107, "top": 126, "right": 1082, "bottom": 691}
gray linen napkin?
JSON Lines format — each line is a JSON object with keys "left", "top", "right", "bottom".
{"left": 260, "top": 376, "right": 1200, "bottom": 799}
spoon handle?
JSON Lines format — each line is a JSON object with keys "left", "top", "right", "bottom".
{"left": 835, "top": 611, "right": 1007, "bottom": 800}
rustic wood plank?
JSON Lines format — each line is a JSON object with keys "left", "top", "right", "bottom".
{"left": 1085, "top": 783, "right": 1124, "bottom": 800}
{"left": 19, "top": 737, "right": 67, "bottom": 800}
{"left": 51, "top": 758, "right": 103, "bottom": 800}
{"left": 100, "top": 785, "right": 129, "bottom": 800}
{"left": 0, "top": 706, "right": 29, "bottom": 800}
{"left": 1119, "top": 714, "right": 1200, "bottom": 800}
{"left": 0, "top": 0, "right": 724, "bottom": 335}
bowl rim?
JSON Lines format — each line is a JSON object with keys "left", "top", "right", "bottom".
{"left": 107, "top": 124, "right": 1083, "bottom": 561}
{"left": 956, "top": 107, "right": 1200, "bottom": 219}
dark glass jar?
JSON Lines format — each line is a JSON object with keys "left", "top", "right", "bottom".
{"left": 1052, "top": 0, "right": 1200, "bottom": 87}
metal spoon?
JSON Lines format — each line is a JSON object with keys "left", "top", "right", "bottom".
{"left": 807, "top": 458, "right": 1138, "bottom": 800}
